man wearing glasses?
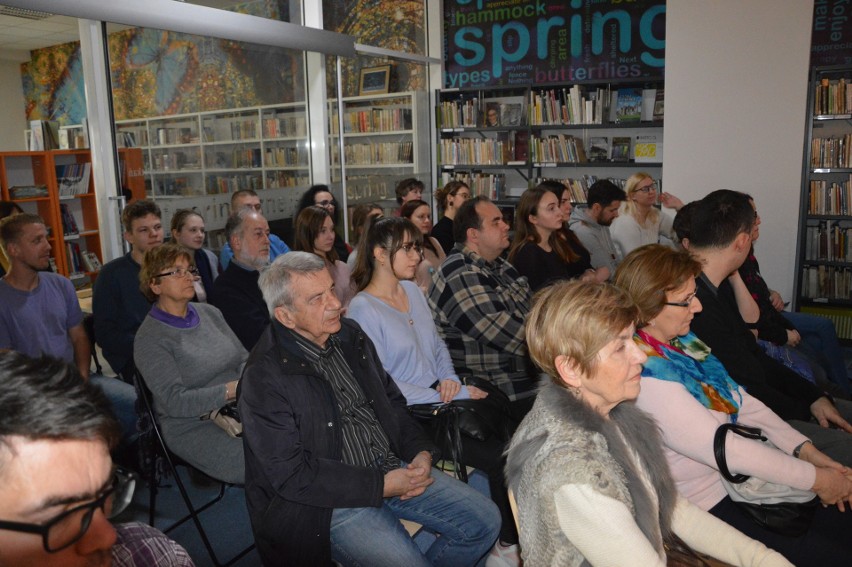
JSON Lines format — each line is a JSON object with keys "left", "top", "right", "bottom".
{"left": 0, "top": 350, "right": 192, "bottom": 566}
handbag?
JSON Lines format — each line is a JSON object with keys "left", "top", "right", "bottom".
{"left": 202, "top": 401, "right": 243, "bottom": 438}
{"left": 713, "top": 423, "right": 818, "bottom": 536}
{"left": 757, "top": 340, "right": 815, "bottom": 384}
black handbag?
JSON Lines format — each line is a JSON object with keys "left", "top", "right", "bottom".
{"left": 713, "top": 423, "right": 818, "bottom": 537}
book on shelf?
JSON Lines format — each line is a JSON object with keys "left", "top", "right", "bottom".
{"left": 500, "top": 102, "right": 524, "bottom": 126}
{"left": 28, "top": 120, "right": 60, "bottom": 150}
{"left": 56, "top": 162, "right": 92, "bottom": 196}
{"left": 653, "top": 89, "right": 665, "bottom": 121}
{"left": 610, "top": 137, "right": 631, "bottom": 161}
{"left": 612, "top": 89, "right": 642, "bottom": 123}
{"left": 634, "top": 134, "right": 662, "bottom": 163}
{"left": 80, "top": 250, "right": 102, "bottom": 272}
{"left": 588, "top": 137, "right": 610, "bottom": 162}
{"left": 9, "top": 185, "right": 49, "bottom": 199}
{"left": 59, "top": 204, "right": 80, "bottom": 235}
{"left": 815, "top": 77, "right": 851, "bottom": 115}
{"left": 439, "top": 96, "right": 480, "bottom": 128}
{"left": 532, "top": 86, "right": 607, "bottom": 125}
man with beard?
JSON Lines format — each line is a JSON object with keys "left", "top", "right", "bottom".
{"left": 568, "top": 179, "right": 626, "bottom": 278}
{"left": 210, "top": 208, "right": 272, "bottom": 351}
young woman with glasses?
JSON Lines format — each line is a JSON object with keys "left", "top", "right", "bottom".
{"left": 611, "top": 171, "right": 684, "bottom": 258}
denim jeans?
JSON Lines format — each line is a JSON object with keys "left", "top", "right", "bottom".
{"left": 330, "top": 464, "right": 500, "bottom": 567}
{"left": 91, "top": 374, "right": 138, "bottom": 444}
{"left": 783, "top": 311, "right": 852, "bottom": 395}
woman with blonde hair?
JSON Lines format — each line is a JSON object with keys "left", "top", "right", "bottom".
{"left": 614, "top": 244, "right": 852, "bottom": 567}
{"left": 432, "top": 180, "right": 471, "bottom": 254}
{"left": 507, "top": 186, "right": 599, "bottom": 291}
{"left": 293, "top": 206, "right": 355, "bottom": 309}
{"left": 611, "top": 172, "right": 683, "bottom": 257}
{"left": 505, "top": 279, "right": 790, "bottom": 566}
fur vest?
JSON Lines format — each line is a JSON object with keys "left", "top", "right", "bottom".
{"left": 505, "top": 381, "right": 678, "bottom": 566}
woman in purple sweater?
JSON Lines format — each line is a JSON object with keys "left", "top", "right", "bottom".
{"left": 614, "top": 244, "right": 852, "bottom": 567}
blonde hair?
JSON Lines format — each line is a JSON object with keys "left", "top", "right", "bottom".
{"left": 621, "top": 172, "right": 659, "bottom": 227}
{"left": 526, "top": 280, "right": 638, "bottom": 383}
{"left": 613, "top": 244, "right": 702, "bottom": 327}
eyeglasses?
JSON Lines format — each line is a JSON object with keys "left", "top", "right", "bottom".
{"left": 315, "top": 199, "right": 336, "bottom": 208}
{"left": 155, "top": 266, "right": 199, "bottom": 279}
{"left": 665, "top": 292, "right": 697, "bottom": 308}
{"left": 398, "top": 242, "right": 423, "bottom": 255}
{"left": 635, "top": 182, "right": 658, "bottom": 193}
{"left": 0, "top": 468, "right": 136, "bottom": 553}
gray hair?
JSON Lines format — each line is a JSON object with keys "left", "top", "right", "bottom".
{"left": 224, "top": 207, "right": 262, "bottom": 245}
{"left": 258, "top": 251, "right": 327, "bottom": 315}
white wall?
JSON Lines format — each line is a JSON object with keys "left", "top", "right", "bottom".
{"left": 0, "top": 57, "right": 27, "bottom": 151}
{"left": 664, "top": 0, "right": 813, "bottom": 301}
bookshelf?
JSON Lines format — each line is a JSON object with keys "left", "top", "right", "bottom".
{"left": 0, "top": 148, "right": 145, "bottom": 283}
{"left": 436, "top": 81, "right": 664, "bottom": 206}
{"left": 329, "top": 91, "right": 431, "bottom": 226}
{"left": 796, "top": 65, "right": 852, "bottom": 338}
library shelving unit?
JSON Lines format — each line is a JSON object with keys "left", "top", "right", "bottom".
{"left": 436, "top": 80, "right": 664, "bottom": 209}
{"left": 115, "top": 102, "right": 311, "bottom": 199}
{"left": 329, "top": 91, "right": 432, "bottom": 234}
{"left": 0, "top": 148, "right": 145, "bottom": 283}
{"left": 795, "top": 65, "right": 852, "bottom": 338}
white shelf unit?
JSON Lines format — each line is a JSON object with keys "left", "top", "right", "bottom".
{"left": 115, "top": 102, "right": 311, "bottom": 199}
{"left": 329, "top": 91, "right": 431, "bottom": 211}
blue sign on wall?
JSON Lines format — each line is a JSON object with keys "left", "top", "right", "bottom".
{"left": 443, "top": 0, "right": 666, "bottom": 89}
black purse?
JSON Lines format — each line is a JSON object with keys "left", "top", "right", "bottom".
{"left": 713, "top": 423, "right": 818, "bottom": 537}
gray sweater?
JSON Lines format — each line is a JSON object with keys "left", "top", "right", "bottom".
{"left": 568, "top": 207, "right": 621, "bottom": 276}
{"left": 134, "top": 302, "right": 248, "bottom": 484}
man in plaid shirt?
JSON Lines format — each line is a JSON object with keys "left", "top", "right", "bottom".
{"left": 428, "top": 196, "right": 539, "bottom": 421}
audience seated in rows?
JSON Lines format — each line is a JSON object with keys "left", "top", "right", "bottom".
{"left": 0, "top": 213, "right": 136, "bottom": 441}
{"left": 567, "top": 179, "right": 626, "bottom": 277}
{"left": 610, "top": 171, "right": 683, "bottom": 257}
{"left": 293, "top": 205, "right": 355, "bottom": 309}
{"left": 428, "top": 196, "right": 539, "bottom": 420}
{"left": 0, "top": 351, "right": 194, "bottom": 567}
{"left": 210, "top": 208, "right": 272, "bottom": 352}
{"left": 400, "top": 199, "right": 446, "bottom": 293}
{"left": 616, "top": 244, "right": 852, "bottom": 567}
{"left": 431, "top": 180, "right": 471, "bottom": 255}
{"left": 683, "top": 190, "right": 852, "bottom": 466}
{"left": 506, "top": 281, "right": 790, "bottom": 566}
{"left": 170, "top": 208, "right": 221, "bottom": 302}
{"left": 93, "top": 199, "right": 163, "bottom": 380}
{"left": 219, "top": 190, "right": 291, "bottom": 270}
{"left": 134, "top": 243, "right": 247, "bottom": 484}
{"left": 348, "top": 216, "right": 519, "bottom": 564}
{"left": 295, "top": 185, "right": 350, "bottom": 262}
{"left": 239, "top": 252, "right": 500, "bottom": 566}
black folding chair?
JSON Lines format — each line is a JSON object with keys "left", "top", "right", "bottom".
{"left": 132, "top": 371, "right": 254, "bottom": 566}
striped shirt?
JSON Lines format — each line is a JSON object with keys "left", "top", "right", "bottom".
{"left": 290, "top": 329, "right": 401, "bottom": 474}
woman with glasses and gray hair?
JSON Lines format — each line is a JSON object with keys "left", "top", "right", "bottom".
{"left": 611, "top": 171, "right": 684, "bottom": 257}
{"left": 614, "top": 244, "right": 852, "bottom": 567}
{"left": 134, "top": 243, "right": 247, "bottom": 484}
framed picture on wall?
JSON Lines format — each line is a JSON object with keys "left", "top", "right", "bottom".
{"left": 359, "top": 65, "right": 392, "bottom": 95}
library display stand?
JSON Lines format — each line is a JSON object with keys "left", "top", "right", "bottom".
{"left": 436, "top": 80, "right": 664, "bottom": 212}
{"left": 796, "top": 65, "right": 852, "bottom": 338}
{"left": 0, "top": 148, "right": 145, "bottom": 284}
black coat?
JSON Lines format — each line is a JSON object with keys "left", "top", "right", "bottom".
{"left": 238, "top": 318, "right": 437, "bottom": 566}
{"left": 209, "top": 261, "right": 268, "bottom": 351}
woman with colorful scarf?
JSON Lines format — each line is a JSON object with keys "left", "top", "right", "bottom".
{"left": 614, "top": 244, "right": 852, "bottom": 567}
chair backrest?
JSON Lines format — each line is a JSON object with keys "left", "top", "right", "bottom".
{"left": 82, "top": 313, "right": 103, "bottom": 375}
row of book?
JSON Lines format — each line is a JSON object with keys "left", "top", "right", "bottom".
{"left": 56, "top": 163, "right": 92, "bottom": 196}
{"left": 811, "top": 136, "right": 852, "bottom": 169}
{"left": 116, "top": 130, "right": 146, "bottom": 148}
{"left": 804, "top": 221, "right": 852, "bottom": 262}
{"left": 338, "top": 107, "right": 413, "bottom": 134}
{"left": 441, "top": 171, "right": 506, "bottom": 200}
{"left": 209, "top": 148, "right": 263, "bottom": 169}
{"left": 155, "top": 127, "right": 198, "bottom": 146}
{"left": 66, "top": 242, "right": 102, "bottom": 274}
{"left": 338, "top": 141, "right": 414, "bottom": 165}
{"left": 808, "top": 178, "right": 852, "bottom": 215}
{"left": 262, "top": 114, "right": 307, "bottom": 139}
{"left": 266, "top": 171, "right": 311, "bottom": 189}
{"left": 202, "top": 121, "right": 258, "bottom": 143}
{"left": 206, "top": 173, "right": 263, "bottom": 194}
{"left": 59, "top": 204, "right": 80, "bottom": 236}
{"left": 815, "top": 77, "right": 851, "bottom": 116}
{"left": 437, "top": 97, "right": 481, "bottom": 128}
{"left": 151, "top": 177, "right": 200, "bottom": 197}
{"left": 534, "top": 175, "right": 631, "bottom": 203}
{"left": 529, "top": 86, "right": 608, "bottom": 125}
{"left": 800, "top": 265, "right": 852, "bottom": 300}
{"left": 151, "top": 151, "right": 201, "bottom": 171}
{"left": 439, "top": 137, "right": 510, "bottom": 166}
{"left": 8, "top": 185, "right": 49, "bottom": 199}
{"left": 265, "top": 146, "right": 309, "bottom": 167}
{"left": 531, "top": 134, "right": 587, "bottom": 164}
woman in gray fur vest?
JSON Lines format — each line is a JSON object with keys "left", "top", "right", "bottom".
{"left": 505, "top": 281, "right": 790, "bottom": 566}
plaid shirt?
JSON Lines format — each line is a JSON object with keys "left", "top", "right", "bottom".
{"left": 428, "top": 245, "right": 536, "bottom": 401}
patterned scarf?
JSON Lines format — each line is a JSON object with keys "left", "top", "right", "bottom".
{"left": 636, "top": 329, "right": 742, "bottom": 419}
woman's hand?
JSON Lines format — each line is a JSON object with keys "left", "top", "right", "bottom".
{"left": 593, "top": 266, "right": 610, "bottom": 282}
{"left": 769, "top": 289, "right": 786, "bottom": 312}
{"left": 810, "top": 397, "right": 852, "bottom": 433}
{"left": 786, "top": 329, "right": 802, "bottom": 347}
{"left": 225, "top": 380, "right": 239, "bottom": 402}
{"left": 798, "top": 441, "right": 849, "bottom": 474}
{"left": 811, "top": 466, "right": 852, "bottom": 511}
{"left": 660, "top": 192, "right": 684, "bottom": 211}
{"left": 466, "top": 385, "right": 489, "bottom": 400}
{"left": 436, "top": 379, "right": 461, "bottom": 403}
{"left": 580, "top": 269, "right": 597, "bottom": 283}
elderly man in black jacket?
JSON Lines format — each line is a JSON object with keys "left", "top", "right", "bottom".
{"left": 238, "top": 252, "right": 499, "bottom": 567}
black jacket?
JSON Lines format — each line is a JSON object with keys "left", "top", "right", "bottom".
{"left": 209, "top": 261, "right": 268, "bottom": 351}
{"left": 691, "top": 275, "right": 821, "bottom": 421}
{"left": 238, "top": 318, "right": 437, "bottom": 566}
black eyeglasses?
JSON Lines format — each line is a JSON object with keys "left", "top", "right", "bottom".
{"left": 0, "top": 468, "right": 136, "bottom": 553}
{"left": 155, "top": 266, "right": 199, "bottom": 279}
{"left": 399, "top": 242, "right": 423, "bottom": 255}
{"left": 315, "top": 199, "right": 336, "bottom": 208}
{"left": 665, "top": 292, "right": 697, "bottom": 308}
